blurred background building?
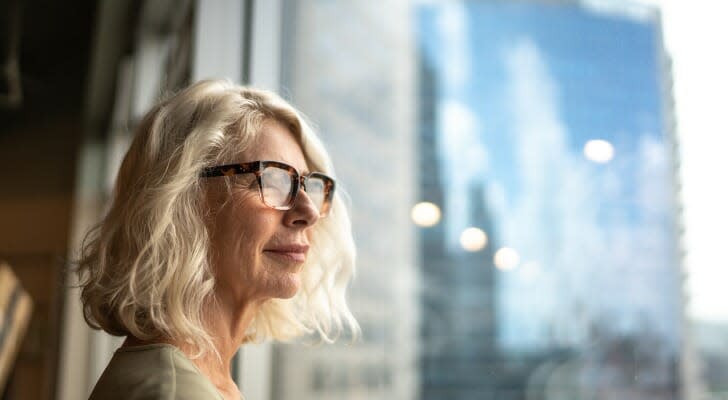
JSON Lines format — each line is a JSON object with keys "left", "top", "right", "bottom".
{"left": 1, "top": 0, "right": 727, "bottom": 400}
{"left": 417, "top": 2, "right": 682, "bottom": 398}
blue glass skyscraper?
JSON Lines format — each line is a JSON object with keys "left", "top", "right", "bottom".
{"left": 417, "top": 1, "right": 682, "bottom": 398}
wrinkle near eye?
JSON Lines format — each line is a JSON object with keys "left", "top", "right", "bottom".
{"left": 230, "top": 174, "right": 258, "bottom": 189}
{"left": 227, "top": 177, "right": 260, "bottom": 200}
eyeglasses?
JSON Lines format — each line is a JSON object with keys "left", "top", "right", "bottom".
{"left": 200, "top": 160, "right": 335, "bottom": 217}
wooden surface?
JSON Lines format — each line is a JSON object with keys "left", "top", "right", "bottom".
{"left": 0, "top": 263, "right": 33, "bottom": 393}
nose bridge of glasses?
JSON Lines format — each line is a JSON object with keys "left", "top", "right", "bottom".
{"left": 299, "top": 174, "right": 309, "bottom": 192}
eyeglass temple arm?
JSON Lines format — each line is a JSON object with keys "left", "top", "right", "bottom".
{"left": 199, "top": 162, "right": 259, "bottom": 178}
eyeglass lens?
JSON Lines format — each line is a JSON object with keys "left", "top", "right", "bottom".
{"left": 259, "top": 165, "right": 328, "bottom": 213}
{"left": 303, "top": 177, "right": 326, "bottom": 212}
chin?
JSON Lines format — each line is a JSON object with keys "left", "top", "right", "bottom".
{"left": 271, "top": 272, "right": 302, "bottom": 299}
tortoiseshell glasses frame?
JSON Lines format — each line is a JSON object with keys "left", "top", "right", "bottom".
{"left": 199, "top": 160, "right": 335, "bottom": 217}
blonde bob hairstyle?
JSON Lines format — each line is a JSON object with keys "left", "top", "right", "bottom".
{"left": 77, "top": 79, "right": 359, "bottom": 357}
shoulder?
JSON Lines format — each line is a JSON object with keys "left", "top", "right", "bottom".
{"left": 88, "top": 344, "right": 223, "bottom": 400}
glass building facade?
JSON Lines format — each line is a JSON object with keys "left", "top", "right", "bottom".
{"left": 416, "top": 1, "right": 682, "bottom": 399}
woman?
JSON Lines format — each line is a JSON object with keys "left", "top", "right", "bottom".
{"left": 77, "top": 80, "right": 359, "bottom": 400}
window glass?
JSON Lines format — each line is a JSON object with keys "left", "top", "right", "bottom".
{"left": 272, "top": 1, "right": 725, "bottom": 399}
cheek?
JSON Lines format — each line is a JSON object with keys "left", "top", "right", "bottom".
{"left": 223, "top": 215, "right": 274, "bottom": 260}
{"left": 226, "top": 209, "right": 279, "bottom": 263}
{"left": 210, "top": 191, "right": 301, "bottom": 299}
{"left": 211, "top": 197, "right": 272, "bottom": 270}
{"left": 222, "top": 190, "right": 274, "bottom": 243}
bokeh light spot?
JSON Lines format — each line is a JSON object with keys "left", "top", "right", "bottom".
{"left": 411, "top": 202, "right": 442, "bottom": 227}
{"left": 583, "top": 139, "right": 615, "bottom": 163}
{"left": 459, "top": 227, "right": 488, "bottom": 252}
{"left": 494, "top": 247, "right": 520, "bottom": 270}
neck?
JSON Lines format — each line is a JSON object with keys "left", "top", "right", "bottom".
{"left": 183, "top": 297, "right": 260, "bottom": 399}
{"left": 124, "top": 296, "right": 261, "bottom": 400}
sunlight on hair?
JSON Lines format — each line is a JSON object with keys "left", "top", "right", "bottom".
{"left": 76, "top": 80, "right": 359, "bottom": 357}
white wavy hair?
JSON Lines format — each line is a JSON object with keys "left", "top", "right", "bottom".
{"left": 77, "top": 79, "right": 359, "bottom": 357}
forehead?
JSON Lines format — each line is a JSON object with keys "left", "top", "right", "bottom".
{"left": 243, "top": 119, "right": 309, "bottom": 173}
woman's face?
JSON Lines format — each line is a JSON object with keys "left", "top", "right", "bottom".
{"left": 206, "top": 119, "right": 321, "bottom": 307}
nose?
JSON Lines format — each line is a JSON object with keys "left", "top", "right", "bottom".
{"left": 283, "top": 188, "right": 320, "bottom": 228}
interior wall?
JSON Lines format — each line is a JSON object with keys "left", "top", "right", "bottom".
{"left": 0, "top": 1, "right": 97, "bottom": 399}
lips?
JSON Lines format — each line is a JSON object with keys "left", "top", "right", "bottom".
{"left": 263, "top": 244, "right": 309, "bottom": 263}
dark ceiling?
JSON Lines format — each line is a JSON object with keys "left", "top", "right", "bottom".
{"left": 0, "top": 0, "right": 98, "bottom": 197}
{"left": 0, "top": 0, "right": 98, "bottom": 128}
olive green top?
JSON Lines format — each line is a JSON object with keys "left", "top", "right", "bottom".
{"left": 88, "top": 343, "right": 225, "bottom": 400}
